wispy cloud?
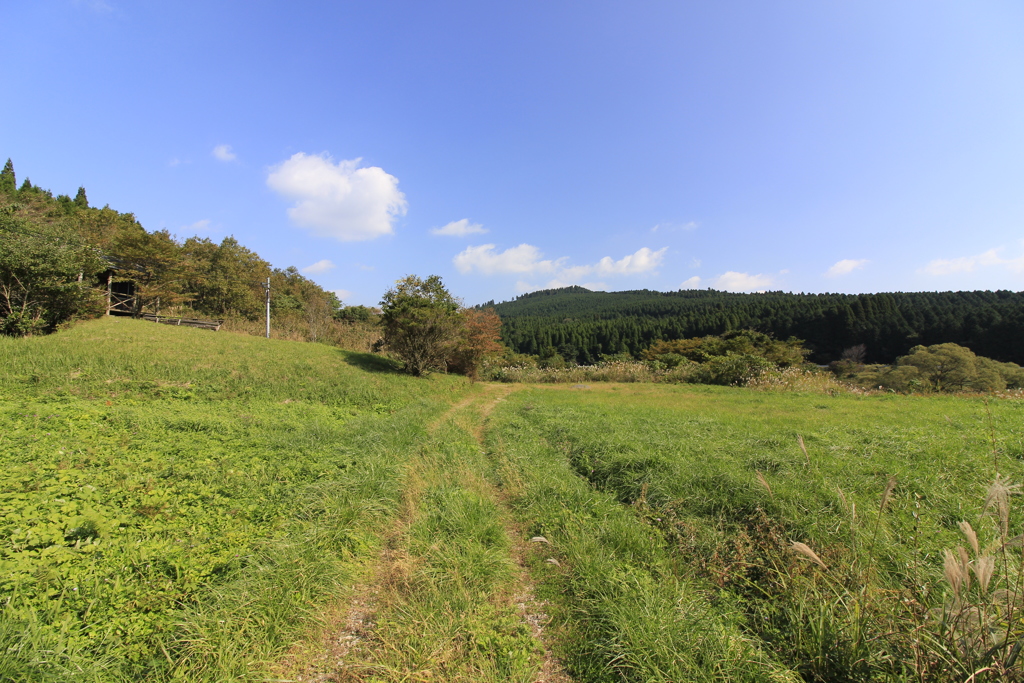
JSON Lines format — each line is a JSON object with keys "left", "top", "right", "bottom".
{"left": 168, "top": 157, "right": 190, "bottom": 167}
{"left": 431, "top": 219, "right": 487, "bottom": 236}
{"left": 267, "top": 152, "right": 407, "bottom": 242}
{"left": 332, "top": 289, "right": 353, "bottom": 302}
{"left": 302, "top": 259, "right": 336, "bottom": 275}
{"left": 825, "top": 259, "right": 868, "bottom": 277}
{"left": 212, "top": 144, "right": 237, "bottom": 162}
{"left": 920, "top": 246, "right": 1024, "bottom": 276}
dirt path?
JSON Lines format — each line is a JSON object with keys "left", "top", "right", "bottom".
{"left": 273, "top": 383, "right": 571, "bottom": 683}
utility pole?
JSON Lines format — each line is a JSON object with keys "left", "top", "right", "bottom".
{"left": 263, "top": 277, "right": 271, "bottom": 338}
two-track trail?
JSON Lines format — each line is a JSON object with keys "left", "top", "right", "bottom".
{"left": 273, "top": 383, "right": 571, "bottom": 683}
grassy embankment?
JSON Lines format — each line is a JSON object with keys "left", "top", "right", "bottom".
{"left": 0, "top": 317, "right": 542, "bottom": 681}
{"left": 486, "top": 384, "right": 1024, "bottom": 681}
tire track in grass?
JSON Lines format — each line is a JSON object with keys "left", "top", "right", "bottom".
{"left": 457, "top": 384, "right": 571, "bottom": 683}
{"left": 273, "top": 384, "right": 570, "bottom": 682}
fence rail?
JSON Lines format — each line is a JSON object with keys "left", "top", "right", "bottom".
{"left": 140, "top": 314, "right": 224, "bottom": 331}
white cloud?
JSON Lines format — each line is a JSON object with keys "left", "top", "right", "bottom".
{"left": 212, "top": 144, "right": 237, "bottom": 162}
{"left": 331, "top": 289, "right": 353, "bottom": 302}
{"left": 919, "top": 247, "right": 1024, "bottom": 276}
{"left": 825, "top": 259, "right": 869, "bottom": 277}
{"left": 454, "top": 244, "right": 666, "bottom": 283}
{"left": 713, "top": 271, "right": 776, "bottom": 292}
{"left": 462, "top": 244, "right": 665, "bottom": 296}
{"left": 302, "top": 259, "right": 336, "bottom": 275}
{"left": 594, "top": 247, "right": 667, "bottom": 275}
{"left": 267, "top": 152, "right": 407, "bottom": 242}
{"left": 454, "top": 244, "right": 560, "bottom": 275}
{"left": 431, "top": 219, "right": 487, "bottom": 236}
{"left": 680, "top": 276, "right": 702, "bottom": 289}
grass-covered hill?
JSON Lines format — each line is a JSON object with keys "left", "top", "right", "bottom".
{"left": 3, "top": 317, "right": 1024, "bottom": 681}
{"left": 489, "top": 286, "right": 1024, "bottom": 365}
{"left": 0, "top": 317, "right": 474, "bottom": 680}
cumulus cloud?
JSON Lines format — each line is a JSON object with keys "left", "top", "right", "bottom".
{"left": 454, "top": 244, "right": 560, "bottom": 275}
{"left": 302, "top": 259, "right": 336, "bottom": 275}
{"left": 267, "top": 152, "right": 407, "bottom": 242}
{"left": 456, "top": 244, "right": 666, "bottom": 293}
{"left": 332, "top": 289, "right": 353, "bottom": 302}
{"left": 212, "top": 144, "right": 237, "bottom": 162}
{"left": 431, "top": 219, "right": 487, "bottom": 236}
{"left": 826, "top": 259, "right": 869, "bottom": 277}
{"left": 680, "top": 276, "right": 702, "bottom": 289}
{"left": 594, "top": 247, "right": 667, "bottom": 275}
{"left": 919, "top": 247, "right": 1024, "bottom": 276}
{"left": 713, "top": 271, "right": 776, "bottom": 292}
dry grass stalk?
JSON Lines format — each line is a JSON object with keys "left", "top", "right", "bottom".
{"left": 944, "top": 549, "right": 965, "bottom": 599}
{"left": 972, "top": 555, "right": 995, "bottom": 594}
{"left": 984, "top": 475, "right": 1021, "bottom": 540}
{"left": 791, "top": 541, "right": 827, "bottom": 570}
{"left": 959, "top": 521, "right": 980, "bottom": 556}
{"left": 879, "top": 476, "right": 897, "bottom": 513}
{"left": 797, "top": 435, "right": 810, "bottom": 467}
{"left": 756, "top": 470, "right": 773, "bottom": 498}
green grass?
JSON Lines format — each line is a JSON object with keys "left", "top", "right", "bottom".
{"left": 485, "top": 384, "right": 1024, "bottom": 682}
{"left": 0, "top": 317, "right": 472, "bottom": 681}
{"left": 7, "top": 318, "right": 1024, "bottom": 682}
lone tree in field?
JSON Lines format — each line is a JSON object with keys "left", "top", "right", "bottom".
{"left": 380, "top": 274, "right": 462, "bottom": 376}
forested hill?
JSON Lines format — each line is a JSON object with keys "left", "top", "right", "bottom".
{"left": 488, "top": 287, "right": 1024, "bottom": 365}
{"left": 0, "top": 158, "right": 340, "bottom": 335}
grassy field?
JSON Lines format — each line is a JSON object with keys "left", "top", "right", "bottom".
{"left": 3, "top": 319, "right": 1023, "bottom": 681}
{"left": 485, "top": 384, "right": 1024, "bottom": 681}
{"left": 0, "top": 317, "right": 476, "bottom": 681}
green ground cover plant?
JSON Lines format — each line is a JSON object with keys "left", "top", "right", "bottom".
{"left": 0, "top": 317, "right": 471, "bottom": 681}
{"left": 485, "top": 384, "right": 1024, "bottom": 681}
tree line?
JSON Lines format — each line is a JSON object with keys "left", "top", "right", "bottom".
{"left": 488, "top": 286, "right": 1024, "bottom": 365}
{"left": 0, "top": 159, "right": 341, "bottom": 335}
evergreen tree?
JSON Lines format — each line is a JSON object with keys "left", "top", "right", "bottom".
{"left": 0, "top": 159, "right": 15, "bottom": 193}
{"left": 74, "top": 186, "right": 89, "bottom": 209}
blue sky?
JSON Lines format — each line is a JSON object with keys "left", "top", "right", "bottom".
{"left": 4, "top": 1, "right": 1023, "bottom": 306}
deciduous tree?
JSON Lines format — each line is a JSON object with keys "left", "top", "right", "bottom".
{"left": 380, "top": 275, "right": 461, "bottom": 376}
{"left": 448, "top": 307, "right": 503, "bottom": 379}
